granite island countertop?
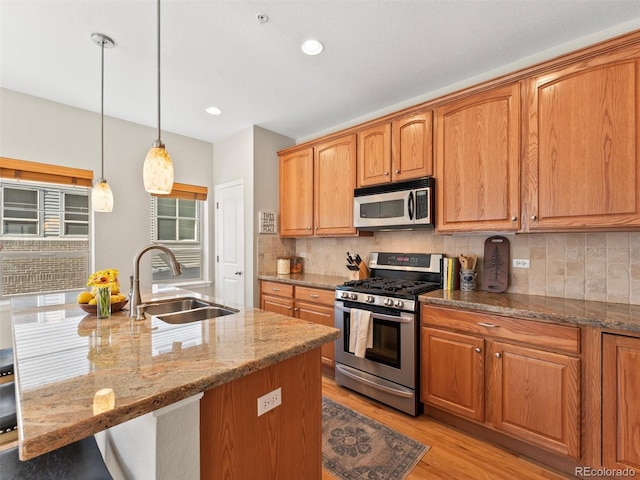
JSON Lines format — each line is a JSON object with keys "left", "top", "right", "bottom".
{"left": 420, "top": 289, "right": 640, "bottom": 334}
{"left": 10, "top": 287, "right": 339, "bottom": 460}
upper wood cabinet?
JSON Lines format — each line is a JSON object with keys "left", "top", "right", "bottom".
{"left": 523, "top": 54, "right": 640, "bottom": 231}
{"left": 279, "top": 134, "right": 357, "bottom": 237}
{"left": 314, "top": 134, "right": 357, "bottom": 236}
{"left": 435, "top": 83, "right": 521, "bottom": 232}
{"left": 279, "top": 148, "right": 314, "bottom": 236}
{"left": 357, "top": 111, "right": 433, "bottom": 187}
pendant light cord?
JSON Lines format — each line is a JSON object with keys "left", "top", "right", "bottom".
{"left": 100, "top": 39, "right": 105, "bottom": 180}
{"left": 156, "top": 0, "right": 162, "bottom": 143}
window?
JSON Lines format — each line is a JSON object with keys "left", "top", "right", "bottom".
{"left": 0, "top": 158, "right": 93, "bottom": 297}
{"left": 2, "top": 187, "right": 39, "bottom": 235}
{"left": 150, "top": 183, "right": 207, "bottom": 284}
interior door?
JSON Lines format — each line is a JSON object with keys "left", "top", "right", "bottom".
{"left": 215, "top": 180, "right": 244, "bottom": 308}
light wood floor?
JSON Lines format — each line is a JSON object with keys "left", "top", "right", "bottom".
{"left": 321, "top": 376, "right": 573, "bottom": 480}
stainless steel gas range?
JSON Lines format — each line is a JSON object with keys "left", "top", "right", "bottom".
{"left": 334, "top": 252, "right": 444, "bottom": 416}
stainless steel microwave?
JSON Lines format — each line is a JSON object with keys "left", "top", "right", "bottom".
{"left": 353, "top": 177, "right": 434, "bottom": 231}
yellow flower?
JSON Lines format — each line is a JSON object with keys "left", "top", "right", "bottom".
{"left": 87, "top": 269, "right": 120, "bottom": 291}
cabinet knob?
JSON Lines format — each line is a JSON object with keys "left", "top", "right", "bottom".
{"left": 495, "top": 352, "right": 502, "bottom": 359}
{"left": 511, "top": 216, "right": 517, "bottom": 221}
{"left": 294, "top": 307, "right": 299, "bottom": 312}
{"left": 395, "top": 169, "right": 400, "bottom": 174}
{"left": 307, "top": 227, "right": 312, "bottom": 230}
{"left": 287, "top": 306, "right": 292, "bottom": 310}
{"left": 531, "top": 215, "right": 538, "bottom": 221}
{"left": 315, "top": 226, "right": 318, "bottom": 230}
{"left": 384, "top": 171, "right": 389, "bottom": 176}
{"left": 474, "top": 347, "right": 481, "bottom": 353}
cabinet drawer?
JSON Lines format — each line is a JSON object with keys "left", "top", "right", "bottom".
{"left": 294, "top": 286, "right": 335, "bottom": 306}
{"left": 261, "top": 281, "right": 294, "bottom": 298}
{"left": 422, "top": 305, "right": 579, "bottom": 354}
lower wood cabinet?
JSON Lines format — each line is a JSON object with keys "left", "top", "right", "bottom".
{"left": 421, "top": 305, "right": 581, "bottom": 459}
{"left": 603, "top": 333, "right": 640, "bottom": 471}
{"left": 260, "top": 280, "right": 335, "bottom": 368}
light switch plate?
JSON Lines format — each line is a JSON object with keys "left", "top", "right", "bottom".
{"left": 512, "top": 259, "right": 530, "bottom": 268}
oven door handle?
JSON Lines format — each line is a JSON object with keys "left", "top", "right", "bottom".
{"left": 336, "top": 365, "right": 413, "bottom": 398}
{"left": 335, "top": 304, "right": 413, "bottom": 324}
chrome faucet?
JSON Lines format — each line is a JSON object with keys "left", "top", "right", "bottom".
{"left": 129, "top": 244, "right": 182, "bottom": 319}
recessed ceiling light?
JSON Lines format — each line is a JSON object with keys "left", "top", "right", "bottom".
{"left": 301, "top": 39, "right": 323, "bottom": 56}
{"left": 206, "top": 106, "right": 222, "bottom": 115}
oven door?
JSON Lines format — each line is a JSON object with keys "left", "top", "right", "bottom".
{"left": 334, "top": 300, "right": 416, "bottom": 389}
{"left": 353, "top": 190, "right": 413, "bottom": 229}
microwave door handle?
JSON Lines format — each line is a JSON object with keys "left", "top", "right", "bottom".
{"left": 335, "top": 304, "right": 413, "bottom": 323}
{"left": 407, "top": 191, "right": 414, "bottom": 220}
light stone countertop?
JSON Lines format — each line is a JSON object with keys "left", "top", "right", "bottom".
{"left": 420, "top": 290, "right": 640, "bottom": 334}
{"left": 10, "top": 287, "right": 339, "bottom": 460}
{"left": 258, "top": 272, "right": 349, "bottom": 290}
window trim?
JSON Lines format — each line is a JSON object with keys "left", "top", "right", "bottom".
{"left": 0, "top": 157, "right": 93, "bottom": 187}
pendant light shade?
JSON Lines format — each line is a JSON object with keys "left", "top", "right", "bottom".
{"left": 144, "top": 0, "right": 174, "bottom": 194}
{"left": 92, "top": 179, "right": 114, "bottom": 212}
{"left": 91, "top": 33, "right": 115, "bottom": 213}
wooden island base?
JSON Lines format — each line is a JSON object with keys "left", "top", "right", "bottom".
{"left": 200, "top": 348, "right": 322, "bottom": 480}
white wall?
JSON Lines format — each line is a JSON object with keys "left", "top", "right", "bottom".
{"left": 213, "top": 126, "right": 293, "bottom": 306}
{"left": 0, "top": 88, "right": 214, "bottom": 295}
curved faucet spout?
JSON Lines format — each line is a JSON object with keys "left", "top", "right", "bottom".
{"left": 129, "top": 244, "right": 182, "bottom": 318}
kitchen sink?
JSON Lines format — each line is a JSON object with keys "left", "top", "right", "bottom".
{"left": 157, "top": 306, "right": 238, "bottom": 324}
{"left": 141, "top": 297, "right": 214, "bottom": 316}
{"left": 139, "top": 296, "right": 239, "bottom": 324}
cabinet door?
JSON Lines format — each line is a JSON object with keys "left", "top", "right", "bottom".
{"left": 436, "top": 83, "right": 520, "bottom": 232}
{"left": 260, "top": 295, "right": 294, "bottom": 316}
{"left": 392, "top": 111, "right": 433, "bottom": 181}
{"left": 524, "top": 57, "right": 640, "bottom": 230}
{"left": 314, "top": 134, "right": 357, "bottom": 235}
{"left": 421, "top": 327, "right": 485, "bottom": 422}
{"left": 279, "top": 148, "right": 314, "bottom": 236}
{"left": 487, "top": 341, "right": 580, "bottom": 458}
{"left": 603, "top": 334, "right": 640, "bottom": 471}
{"left": 295, "top": 301, "right": 335, "bottom": 368}
{"left": 357, "top": 123, "right": 392, "bottom": 187}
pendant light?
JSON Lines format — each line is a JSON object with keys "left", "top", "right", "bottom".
{"left": 91, "top": 33, "right": 115, "bottom": 213}
{"left": 143, "top": 0, "right": 174, "bottom": 194}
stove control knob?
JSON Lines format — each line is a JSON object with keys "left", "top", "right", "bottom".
{"left": 340, "top": 292, "right": 349, "bottom": 299}
{"left": 384, "top": 298, "right": 393, "bottom": 306}
{"left": 394, "top": 300, "right": 404, "bottom": 308}
{"left": 349, "top": 293, "right": 358, "bottom": 300}
{"left": 365, "top": 295, "right": 375, "bottom": 303}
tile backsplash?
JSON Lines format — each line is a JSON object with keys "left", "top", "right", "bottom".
{"left": 257, "top": 231, "right": 640, "bottom": 305}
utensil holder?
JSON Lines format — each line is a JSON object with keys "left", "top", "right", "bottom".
{"left": 460, "top": 269, "right": 477, "bottom": 291}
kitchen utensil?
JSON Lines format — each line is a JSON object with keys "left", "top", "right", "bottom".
{"left": 458, "top": 254, "right": 468, "bottom": 269}
{"left": 355, "top": 254, "right": 362, "bottom": 266}
{"left": 481, "top": 236, "right": 510, "bottom": 292}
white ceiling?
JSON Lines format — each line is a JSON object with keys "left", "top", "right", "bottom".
{"left": 2, "top": 1, "right": 640, "bottom": 145}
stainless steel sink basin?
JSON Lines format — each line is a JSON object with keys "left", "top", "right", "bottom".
{"left": 142, "top": 297, "right": 213, "bottom": 316}
{"left": 139, "top": 296, "right": 239, "bottom": 324}
{"left": 157, "top": 306, "right": 238, "bottom": 324}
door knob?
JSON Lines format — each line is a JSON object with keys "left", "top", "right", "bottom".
{"left": 235, "top": 271, "right": 242, "bottom": 275}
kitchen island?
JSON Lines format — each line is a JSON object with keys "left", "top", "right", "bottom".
{"left": 9, "top": 286, "right": 339, "bottom": 475}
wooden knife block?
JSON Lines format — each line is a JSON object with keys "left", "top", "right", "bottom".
{"left": 348, "top": 262, "right": 370, "bottom": 281}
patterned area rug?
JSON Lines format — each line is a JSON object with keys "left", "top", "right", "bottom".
{"left": 322, "top": 397, "right": 429, "bottom": 480}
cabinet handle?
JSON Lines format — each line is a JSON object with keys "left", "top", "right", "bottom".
{"left": 272, "top": 287, "right": 280, "bottom": 291}
{"left": 531, "top": 215, "right": 538, "bottom": 221}
{"left": 474, "top": 347, "right": 481, "bottom": 353}
{"left": 477, "top": 322, "right": 498, "bottom": 328}
{"left": 495, "top": 352, "right": 502, "bottom": 358}
{"left": 287, "top": 307, "right": 292, "bottom": 310}
{"left": 511, "top": 216, "right": 517, "bottom": 221}
{"left": 309, "top": 294, "right": 319, "bottom": 298}
{"left": 384, "top": 171, "right": 389, "bottom": 176}
{"left": 395, "top": 169, "right": 400, "bottom": 174}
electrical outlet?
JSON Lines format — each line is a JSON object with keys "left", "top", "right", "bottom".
{"left": 257, "top": 387, "right": 282, "bottom": 416}
{"left": 512, "top": 259, "right": 530, "bottom": 268}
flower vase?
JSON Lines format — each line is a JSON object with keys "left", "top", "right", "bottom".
{"left": 96, "top": 286, "right": 111, "bottom": 319}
